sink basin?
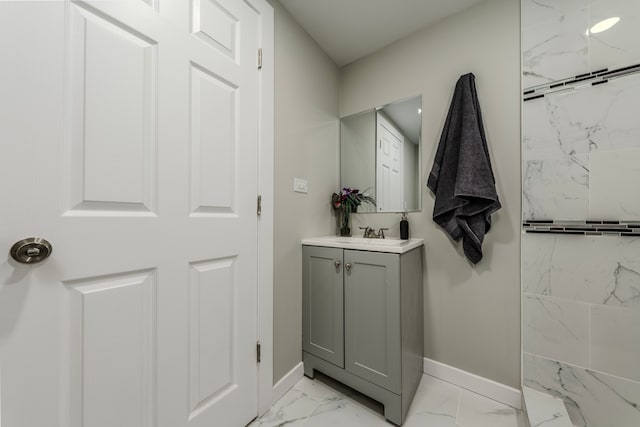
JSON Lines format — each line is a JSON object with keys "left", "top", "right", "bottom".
{"left": 301, "top": 236, "right": 424, "bottom": 254}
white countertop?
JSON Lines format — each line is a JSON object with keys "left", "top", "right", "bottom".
{"left": 302, "top": 236, "right": 424, "bottom": 254}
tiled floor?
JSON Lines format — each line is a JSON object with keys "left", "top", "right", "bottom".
{"left": 250, "top": 373, "right": 527, "bottom": 427}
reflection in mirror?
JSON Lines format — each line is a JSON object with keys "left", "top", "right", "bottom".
{"left": 340, "top": 95, "right": 422, "bottom": 213}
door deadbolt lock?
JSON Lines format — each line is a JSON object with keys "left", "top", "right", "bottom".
{"left": 10, "top": 238, "right": 53, "bottom": 264}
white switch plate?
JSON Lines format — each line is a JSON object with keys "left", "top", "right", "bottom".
{"left": 293, "top": 177, "right": 308, "bottom": 193}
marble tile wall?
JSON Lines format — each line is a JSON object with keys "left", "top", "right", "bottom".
{"left": 522, "top": 1, "right": 640, "bottom": 425}
{"left": 522, "top": 74, "right": 640, "bottom": 220}
{"left": 523, "top": 0, "right": 640, "bottom": 89}
{"left": 522, "top": 233, "right": 640, "bottom": 426}
{"left": 523, "top": 353, "right": 640, "bottom": 427}
{"left": 522, "top": 0, "right": 640, "bottom": 221}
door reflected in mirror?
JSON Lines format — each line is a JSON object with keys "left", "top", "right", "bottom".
{"left": 340, "top": 95, "right": 422, "bottom": 213}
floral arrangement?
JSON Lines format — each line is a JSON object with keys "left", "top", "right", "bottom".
{"left": 331, "top": 188, "right": 375, "bottom": 236}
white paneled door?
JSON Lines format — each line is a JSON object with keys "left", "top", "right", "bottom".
{"left": 0, "top": 1, "right": 266, "bottom": 426}
{"left": 376, "top": 113, "right": 404, "bottom": 212}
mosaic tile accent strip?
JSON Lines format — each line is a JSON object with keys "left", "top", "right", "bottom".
{"left": 523, "top": 62, "right": 640, "bottom": 99}
{"left": 523, "top": 220, "right": 640, "bottom": 236}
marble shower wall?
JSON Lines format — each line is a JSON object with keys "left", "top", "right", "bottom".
{"left": 522, "top": 1, "right": 640, "bottom": 426}
{"left": 522, "top": 234, "right": 640, "bottom": 427}
{"left": 522, "top": 0, "right": 640, "bottom": 220}
{"left": 523, "top": 0, "right": 640, "bottom": 89}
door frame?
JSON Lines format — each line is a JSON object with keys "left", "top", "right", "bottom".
{"left": 250, "top": 0, "right": 275, "bottom": 416}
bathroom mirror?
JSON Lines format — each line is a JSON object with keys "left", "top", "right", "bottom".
{"left": 340, "top": 95, "right": 422, "bottom": 213}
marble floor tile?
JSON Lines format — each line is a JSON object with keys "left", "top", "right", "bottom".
{"left": 522, "top": 386, "right": 572, "bottom": 427}
{"left": 251, "top": 374, "right": 525, "bottom": 427}
{"left": 456, "top": 389, "right": 526, "bottom": 427}
{"left": 403, "top": 375, "right": 460, "bottom": 427}
{"left": 249, "top": 375, "right": 384, "bottom": 427}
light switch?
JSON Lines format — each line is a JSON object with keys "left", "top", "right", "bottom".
{"left": 293, "top": 177, "right": 308, "bottom": 193}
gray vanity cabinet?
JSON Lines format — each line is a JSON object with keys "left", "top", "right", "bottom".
{"left": 344, "top": 250, "right": 401, "bottom": 393}
{"left": 301, "top": 246, "right": 344, "bottom": 368}
{"left": 302, "top": 244, "right": 423, "bottom": 426}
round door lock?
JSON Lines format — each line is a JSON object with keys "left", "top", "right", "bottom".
{"left": 10, "top": 238, "right": 53, "bottom": 264}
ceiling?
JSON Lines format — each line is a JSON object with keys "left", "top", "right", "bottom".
{"left": 278, "top": 0, "right": 486, "bottom": 67}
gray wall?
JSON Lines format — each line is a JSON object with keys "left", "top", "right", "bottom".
{"left": 341, "top": 0, "right": 521, "bottom": 387}
{"left": 270, "top": 0, "right": 341, "bottom": 383}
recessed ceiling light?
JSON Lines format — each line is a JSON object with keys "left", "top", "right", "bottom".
{"left": 418, "top": 108, "right": 422, "bottom": 115}
{"left": 588, "top": 17, "right": 620, "bottom": 35}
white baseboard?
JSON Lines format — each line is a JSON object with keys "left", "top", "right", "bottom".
{"left": 271, "top": 362, "right": 304, "bottom": 405}
{"left": 423, "top": 357, "right": 522, "bottom": 410}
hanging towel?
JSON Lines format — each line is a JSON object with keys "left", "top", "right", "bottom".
{"left": 427, "top": 73, "right": 501, "bottom": 264}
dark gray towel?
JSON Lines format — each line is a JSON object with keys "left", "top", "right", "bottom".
{"left": 427, "top": 73, "right": 501, "bottom": 264}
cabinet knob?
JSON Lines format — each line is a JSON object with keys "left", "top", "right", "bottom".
{"left": 335, "top": 260, "right": 341, "bottom": 269}
{"left": 345, "top": 263, "right": 352, "bottom": 271}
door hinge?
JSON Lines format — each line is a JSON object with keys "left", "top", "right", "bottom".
{"left": 257, "top": 195, "right": 262, "bottom": 216}
{"left": 256, "top": 341, "right": 262, "bottom": 363}
{"left": 258, "top": 48, "right": 263, "bottom": 70}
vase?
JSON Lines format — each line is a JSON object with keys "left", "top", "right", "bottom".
{"left": 339, "top": 205, "right": 352, "bottom": 236}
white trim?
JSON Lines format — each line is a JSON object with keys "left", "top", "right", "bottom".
{"left": 249, "top": 0, "right": 275, "bottom": 417}
{"left": 423, "top": 357, "right": 522, "bottom": 410}
{"left": 271, "top": 362, "right": 304, "bottom": 405}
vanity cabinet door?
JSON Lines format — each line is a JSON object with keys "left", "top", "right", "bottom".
{"left": 344, "top": 250, "right": 401, "bottom": 394}
{"left": 302, "top": 246, "right": 345, "bottom": 368}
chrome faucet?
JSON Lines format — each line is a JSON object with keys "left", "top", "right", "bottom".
{"left": 359, "top": 227, "right": 389, "bottom": 239}
{"left": 359, "top": 226, "right": 377, "bottom": 238}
